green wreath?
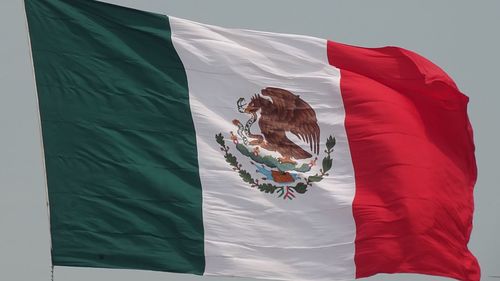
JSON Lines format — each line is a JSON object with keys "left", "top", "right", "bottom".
{"left": 215, "top": 133, "right": 336, "bottom": 200}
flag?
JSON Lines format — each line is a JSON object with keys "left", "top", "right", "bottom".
{"left": 25, "top": 0, "right": 479, "bottom": 280}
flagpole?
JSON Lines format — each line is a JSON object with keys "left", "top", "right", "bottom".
{"left": 20, "top": 1, "right": 54, "bottom": 280}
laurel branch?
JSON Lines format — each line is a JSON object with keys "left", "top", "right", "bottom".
{"left": 215, "top": 133, "right": 336, "bottom": 200}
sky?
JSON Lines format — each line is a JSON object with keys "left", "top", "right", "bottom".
{"left": 1, "top": 0, "right": 499, "bottom": 281}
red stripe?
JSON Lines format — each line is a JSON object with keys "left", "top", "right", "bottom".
{"left": 327, "top": 41, "right": 479, "bottom": 281}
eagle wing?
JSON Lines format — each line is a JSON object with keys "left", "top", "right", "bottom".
{"left": 261, "top": 87, "right": 320, "bottom": 155}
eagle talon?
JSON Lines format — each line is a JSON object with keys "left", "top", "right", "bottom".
{"left": 278, "top": 157, "right": 297, "bottom": 165}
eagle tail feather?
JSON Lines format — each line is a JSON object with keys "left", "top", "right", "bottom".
{"left": 315, "top": 131, "right": 320, "bottom": 155}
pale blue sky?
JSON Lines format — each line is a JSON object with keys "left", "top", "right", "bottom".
{"left": 1, "top": 1, "right": 499, "bottom": 281}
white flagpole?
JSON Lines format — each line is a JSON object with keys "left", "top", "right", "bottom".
{"left": 20, "top": 0, "right": 54, "bottom": 280}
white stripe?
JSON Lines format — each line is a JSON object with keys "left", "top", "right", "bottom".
{"left": 170, "top": 17, "right": 356, "bottom": 281}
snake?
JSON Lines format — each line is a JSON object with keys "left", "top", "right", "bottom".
{"left": 236, "top": 98, "right": 262, "bottom": 145}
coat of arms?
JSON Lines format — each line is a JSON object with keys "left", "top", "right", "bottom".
{"left": 215, "top": 87, "right": 336, "bottom": 200}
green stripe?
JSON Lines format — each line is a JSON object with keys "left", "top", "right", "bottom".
{"left": 25, "top": 0, "right": 204, "bottom": 274}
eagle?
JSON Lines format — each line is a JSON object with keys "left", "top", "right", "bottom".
{"left": 243, "top": 87, "right": 320, "bottom": 164}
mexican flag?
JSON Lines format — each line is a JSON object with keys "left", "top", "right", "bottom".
{"left": 25, "top": 0, "right": 479, "bottom": 280}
